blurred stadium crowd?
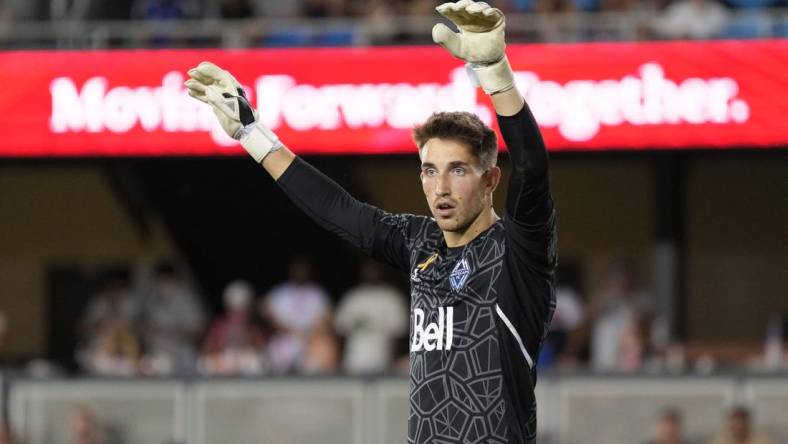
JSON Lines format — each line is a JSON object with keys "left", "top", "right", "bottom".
{"left": 0, "top": 255, "right": 781, "bottom": 380}
{"left": 56, "top": 258, "right": 409, "bottom": 377}
{"left": 0, "top": 0, "right": 786, "bottom": 47}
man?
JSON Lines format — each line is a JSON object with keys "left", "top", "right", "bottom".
{"left": 335, "top": 259, "right": 408, "bottom": 374}
{"left": 645, "top": 407, "right": 687, "bottom": 444}
{"left": 588, "top": 258, "right": 657, "bottom": 372}
{"left": 708, "top": 406, "right": 776, "bottom": 444}
{"left": 185, "top": 0, "right": 556, "bottom": 442}
{"left": 138, "top": 262, "right": 205, "bottom": 375}
{"left": 262, "top": 257, "right": 332, "bottom": 373}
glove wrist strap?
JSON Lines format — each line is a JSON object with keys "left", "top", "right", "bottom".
{"left": 237, "top": 121, "right": 283, "bottom": 163}
{"left": 467, "top": 56, "right": 515, "bottom": 95}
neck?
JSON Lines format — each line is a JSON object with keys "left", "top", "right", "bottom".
{"left": 443, "top": 206, "right": 499, "bottom": 248}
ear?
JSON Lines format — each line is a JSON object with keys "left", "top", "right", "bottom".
{"left": 486, "top": 166, "right": 502, "bottom": 193}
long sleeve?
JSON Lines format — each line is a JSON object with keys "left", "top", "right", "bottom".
{"left": 275, "top": 157, "right": 419, "bottom": 272}
{"left": 494, "top": 102, "right": 557, "bottom": 387}
{"left": 498, "top": 102, "right": 557, "bottom": 271}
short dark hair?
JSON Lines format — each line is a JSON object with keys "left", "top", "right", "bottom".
{"left": 412, "top": 111, "right": 498, "bottom": 169}
{"left": 659, "top": 407, "right": 683, "bottom": 424}
{"left": 154, "top": 260, "right": 178, "bottom": 278}
{"left": 730, "top": 406, "right": 751, "bottom": 420}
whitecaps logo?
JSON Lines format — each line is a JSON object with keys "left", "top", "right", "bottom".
{"left": 450, "top": 258, "right": 471, "bottom": 291}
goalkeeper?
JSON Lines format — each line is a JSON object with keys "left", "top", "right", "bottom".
{"left": 186, "top": 1, "right": 555, "bottom": 442}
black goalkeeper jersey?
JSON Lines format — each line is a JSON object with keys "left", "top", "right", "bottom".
{"left": 277, "top": 103, "right": 556, "bottom": 444}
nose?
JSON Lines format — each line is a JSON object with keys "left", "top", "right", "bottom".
{"left": 434, "top": 171, "right": 451, "bottom": 197}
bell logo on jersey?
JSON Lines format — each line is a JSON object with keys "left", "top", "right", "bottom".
{"left": 411, "top": 307, "right": 454, "bottom": 352}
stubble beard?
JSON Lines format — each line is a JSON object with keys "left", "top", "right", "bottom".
{"left": 435, "top": 197, "right": 486, "bottom": 234}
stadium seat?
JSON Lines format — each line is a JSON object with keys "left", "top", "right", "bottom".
{"left": 726, "top": 0, "right": 774, "bottom": 8}
{"left": 263, "top": 28, "right": 313, "bottom": 47}
{"left": 721, "top": 12, "right": 770, "bottom": 38}
{"left": 314, "top": 29, "right": 356, "bottom": 47}
{"left": 573, "top": 0, "right": 601, "bottom": 12}
{"left": 774, "top": 18, "right": 788, "bottom": 36}
{"left": 510, "top": 0, "right": 537, "bottom": 11}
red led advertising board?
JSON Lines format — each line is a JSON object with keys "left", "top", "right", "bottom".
{"left": 1, "top": 40, "right": 786, "bottom": 157}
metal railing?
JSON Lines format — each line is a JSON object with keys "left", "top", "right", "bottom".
{"left": 0, "top": 10, "right": 786, "bottom": 50}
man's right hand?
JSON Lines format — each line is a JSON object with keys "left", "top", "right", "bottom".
{"left": 185, "top": 61, "right": 282, "bottom": 163}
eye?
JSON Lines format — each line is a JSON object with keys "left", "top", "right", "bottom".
{"left": 451, "top": 167, "right": 466, "bottom": 176}
{"left": 423, "top": 167, "right": 437, "bottom": 177}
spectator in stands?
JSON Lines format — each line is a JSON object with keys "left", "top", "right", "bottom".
{"left": 138, "top": 262, "right": 205, "bottom": 375}
{"left": 615, "top": 310, "right": 653, "bottom": 372}
{"left": 645, "top": 407, "right": 687, "bottom": 444}
{"left": 533, "top": 0, "right": 582, "bottom": 42}
{"left": 262, "top": 257, "right": 331, "bottom": 373}
{"left": 652, "top": 0, "right": 730, "bottom": 39}
{"left": 132, "top": 0, "right": 200, "bottom": 46}
{"left": 302, "top": 0, "right": 349, "bottom": 17}
{"left": 76, "top": 270, "right": 141, "bottom": 376}
{"left": 132, "top": 0, "right": 198, "bottom": 19}
{"left": 250, "top": 0, "right": 304, "bottom": 17}
{"left": 80, "top": 270, "right": 138, "bottom": 341}
{"left": 0, "top": 417, "right": 19, "bottom": 444}
{"left": 198, "top": 280, "right": 266, "bottom": 375}
{"left": 220, "top": 0, "right": 254, "bottom": 18}
{"left": 538, "top": 264, "right": 585, "bottom": 369}
{"left": 80, "top": 321, "right": 140, "bottom": 376}
{"left": 362, "top": 0, "right": 400, "bottom": 44}
{"left": 68, "top": 404, "right": 104, "bottom": 444}
{"left": 301, "top": 324, "right": 340, "bottom": 374}
{"left": 406, "top": 0, "right": 440, "bottom": 15}
{"left": 708, "top": 406, "right": 775, "bottom": 444}
{"left": 536, "top": 0, "right": 576, "bottom": 12}
{"left": 588, "top": 258, "right": 654, "bottom": 372}
{"left": 335, "top": 260, "right": 407, "bottom": 374}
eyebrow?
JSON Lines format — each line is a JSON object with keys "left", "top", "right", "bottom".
{"left": 420, "top": 161, "right": 471, "bottom": 169}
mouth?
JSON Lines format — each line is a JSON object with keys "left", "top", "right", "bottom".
{"left": 435, "top": 201, "right": 456, "bottom": 218}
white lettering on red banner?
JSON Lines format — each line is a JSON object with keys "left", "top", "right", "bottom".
{"left": 48, "top": 63, "right": 750, "bottom": 145}
{"left": 2, "top": 42, "right": 784, "bottom": 157}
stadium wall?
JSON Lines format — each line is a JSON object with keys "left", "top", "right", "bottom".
{"left": 687, "top": 157, "right": 788, "bottom": 342}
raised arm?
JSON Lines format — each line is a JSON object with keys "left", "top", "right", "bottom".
{"left": 496, "top": 92, "right": 552, "bottom": 228}
{"left": 184, "top": 62, "right": 413, "bottom": 272}
{"left": 432, "top": 0, "right": 554, "bottom": 231}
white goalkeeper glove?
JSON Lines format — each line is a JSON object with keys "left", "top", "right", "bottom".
{"left": 432, "top": 0, "right": 515, "bottom": 95}
{"left": 185, "top": 61, "right": 282, "bottom": 163}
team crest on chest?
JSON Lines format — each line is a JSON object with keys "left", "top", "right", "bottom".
{"left": 450, "top": 258, "right": 471, "bottom": 291}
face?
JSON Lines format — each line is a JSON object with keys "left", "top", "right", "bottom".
{"left": 289, "top": 259, "right": 312, "bottom": 283}
{"left": 420, "top": 138, "right": 499, "bottom": 234}
{"left": 730, "top": 412, "right": 750, "bottom": 440}
{"left": 656, "top": 416, "right": 681, "bottom": 443}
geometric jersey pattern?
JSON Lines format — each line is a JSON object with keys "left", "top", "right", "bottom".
{"left": 380, "top": 214, "right": 530, "bottom": 444}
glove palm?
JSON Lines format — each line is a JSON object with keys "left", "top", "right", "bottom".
{"left": 185, "top": 62, "right": 256, "bottom": 139}
{"left": 185, "top": 62, "right": 282, "bottom": 163}
{"left": 432, "top": 0, "right": 505, "bottom": 65}
{"left": 432, "top": 0, "right": 514, "bottom": 95}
